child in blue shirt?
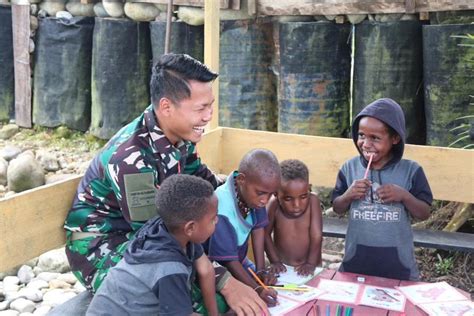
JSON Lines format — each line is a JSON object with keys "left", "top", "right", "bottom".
{"left": 332, "top": 98, "right": 433, "bottom": 280}
{"left": 204, "top": 148, "right": 281, "bottom": 306}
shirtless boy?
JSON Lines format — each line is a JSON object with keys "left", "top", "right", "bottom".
{"left": 264, "top": 159, "right": 323, "bottom": 276}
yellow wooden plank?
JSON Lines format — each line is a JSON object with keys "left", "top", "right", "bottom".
{"left": 204, "top": 0, "right": 220, "bottom": 130}
{"left": 199, "top": 127, "right": 224, "bottom": 173}
{"left": 219, "top": 128, "right": 474, "bottom": 204}
{"left": 0, "top": 175, "right": 82, "bottom": 272}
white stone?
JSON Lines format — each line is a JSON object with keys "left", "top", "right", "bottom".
{"left": 124, "top": 2, "right": 159, "bottom": 21}
{"left": 66, "top": 1, "right": 95, "bottom": 16}
{"left": 37, "top": 248, "right": 69, "bottom": 273}
{"left": 102, "top": 1, "right": 123, "bottom": 18}
{"left": 19, "top": 313, "right": 34, "bottom": 316}
{"left": 347, "top": 14, "right": 367, "bottom": 24}
{"left": 36, "top": 273, "right": 60, "bottom": 283}
{"left": 25, "top": 280, "right": 48, "bottom": 291}
{"left": 17, "top": 266, "right": 34, "bottom": 285}
{"left": 39, "top": 1, "right": 66, "bottom": 17}
{"left": 0, "top": 146, "right": 22, "bottom": 161}
{"left": 31, "top": 305, "right": 51, "bottom": 316}
{"left": 35, "top": 150, "right": 59, "bottom": 172}
{"left": 3, "top": 277, "right": 19, "bottom": 288}
{"left": 0, "top": 157, "right": 7, "bottom": 186}
{"left": 321, "top": 253, "right": 343, "bottom": 263}
{"left": 42, "top": 289, "right": 76, "bottom": 307}
{"left": 0, "top": 301, "right": 9, "bottom": 311}
{"left": 73, "top": 281, "right": 86, "bottom": 293}
{"left": 0, "top": 124, "right": 19, "bottom": 140}
{"left": 7, "top": 153, "right": 45, "bottom": 193}
{"left": 32, "top": 267, "right": 42, "bottom": 277}
{"left": 93, "top": 2, "right": 109, "bottom": 17}
{"left": 48, "top": 279, "right": 71, "bottom": 290}
{"left": 55, "top": 10, "right": 73, "bottom": 19}
{"left": 0, "top": 310, "right": 19, "bottom": 316}
{"left": 9, "top": 298, "right": 35, "bottom": 314}
{"left": 17, "top": 288, "right": 42, "bottom": 302}
{"left": 177, "top": 6, "right": 204, "bottom": 26}
{"left": 57, "top": 273, "right": 77, "bottom": 285}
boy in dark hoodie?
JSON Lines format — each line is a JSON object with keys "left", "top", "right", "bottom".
{"left": 87, "top": 174, "right": 219, "bottom": 316}
{"left": 332, "top": 98, "right": 433, "bottom": 281}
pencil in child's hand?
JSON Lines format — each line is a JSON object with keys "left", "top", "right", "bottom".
{"left": 247, "top": 267, "right": 269, "bottom": 290}
{"left": 364, "top": 153, "right": 374, "bottom": 179}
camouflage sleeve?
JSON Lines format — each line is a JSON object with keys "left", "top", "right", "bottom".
{"left": 106, "top": 149, "right": 157, "bottom": 228}
{"left": 184, "top": 144, "right": 222, "bottom": 189}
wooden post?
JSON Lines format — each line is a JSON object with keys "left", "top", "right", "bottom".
{"left": 204, "top": 0, "right": 220, "bottom": 130}
{"left": 11, "top": 4, "right": 31, "bottom": 128}
{"left": 164, "top": 0, "right": 173, "bottom": 54}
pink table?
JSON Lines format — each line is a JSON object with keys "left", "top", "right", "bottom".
{"left": 285, "top": 270, "right": 470, "bottom": 316}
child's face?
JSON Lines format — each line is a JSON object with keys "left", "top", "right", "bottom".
{"left": 237, "top": 173, "right": 280, "bottom": 209}
{"left": 357, "top": 116, "right": 400, "bottom": 170}
{"left": 191, "top": 194, "right": 219, "bottom": 244}
{"left": 277, "top": 179, "right": 311, "bottom": 218}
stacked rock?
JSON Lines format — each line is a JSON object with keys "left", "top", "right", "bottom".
{"left": 0, "top": 248, "right": 86, "bottom": 316}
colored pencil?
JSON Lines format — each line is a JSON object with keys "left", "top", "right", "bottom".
{"left": 326, "top": 304, "right": 330, "bottom": 316}
{"left": 247, "top": 267, "right": 268, "bottom": 290}
{"left": 269, "top": 286, "right": 311, "bottom": 292}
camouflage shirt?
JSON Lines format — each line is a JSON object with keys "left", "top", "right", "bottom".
{"left": 64, "top": 105, "right": 221, "bottom": 234}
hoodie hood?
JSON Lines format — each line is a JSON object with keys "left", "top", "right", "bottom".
{"left": 125, "top": 216, "right": 191, "bottom": 265}
{"left": 352, "top": 98, "right": 406, "bottom": 166}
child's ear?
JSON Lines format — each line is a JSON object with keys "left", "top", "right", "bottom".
{"left": 183, "top": 221, "right": 196, "bottom": 237}
{"left": 236, "top": 172, "right": 246, "bottom": 185}
{"left": 392, "top": 134, "right": 401, "bottom": 145}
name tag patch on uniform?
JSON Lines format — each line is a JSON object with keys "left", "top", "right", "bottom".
{"left": 124, "top": 173, "right": 157, "bottom": 222}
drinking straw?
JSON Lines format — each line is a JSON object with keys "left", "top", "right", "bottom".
{"left": 364, "top": 153, "right": 374, "bottom": 179}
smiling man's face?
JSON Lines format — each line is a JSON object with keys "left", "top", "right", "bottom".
{"left": 164, "top": 80, "right": 214, "bottom": 144}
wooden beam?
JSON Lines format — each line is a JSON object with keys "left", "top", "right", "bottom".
{"left": 11, "top": 4, "right": 31, "bottom": 128}
{"left": 204, "top": 0, "right": 220, "bottom": 130}
{"left": 256, "top": 0, "right": 474, "bottom": 15}
{"left": 198, "top": 127, "right": 223, "bottom": 173}
{"left": 218, "top": 128, "right": 474, "bottom": 204}
{"left": 129, "top": 0, "right": 230, "bottom": 8}
{"left": 0, "top": 175, "right": 82, "bottom": 272}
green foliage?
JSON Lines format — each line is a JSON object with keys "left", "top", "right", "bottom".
{"left": 435, "top": 253, "right": 454, "bottom": 275}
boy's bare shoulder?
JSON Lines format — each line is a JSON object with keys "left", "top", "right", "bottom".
{"left": 309, "top": 192, "right": 321, "bottom": 202}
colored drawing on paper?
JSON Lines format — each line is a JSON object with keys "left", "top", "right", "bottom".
{"left": 276, "top": 285, "right": 325, "bottom": 303}
{"left": 397, "top": 282, "right": 467, "bottom": 305}
{"left": 316, "top": 279, "right": 361, "bottom": 304}
{"left": 419, "top": 300, "right": 474, "bottom": 316}
{"left": 359, "top": 285, "right": 406, "bottom": 312}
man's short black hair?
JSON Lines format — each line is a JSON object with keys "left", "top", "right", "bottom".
{"left": 280, "top": 159, "right": 309, "bottom": 182}
{"left": 238, "top": 149, "right": 280, "bottom": 181}
{"left": 155, "top": 174, "right": 215, "bottom": 230}
{"left": 150, "top": 53, "right": 218, "bottom": 105}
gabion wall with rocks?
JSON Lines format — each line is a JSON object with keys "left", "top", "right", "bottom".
{"left": 0, "top": 1, "right": 473, "bottom": 146}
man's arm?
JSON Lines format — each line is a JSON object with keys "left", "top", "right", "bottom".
{"left": 194, "top": 255, "right": 218, "bottom": 316}
{"left": 220, "top": 276, "right": 269, "bottom": 316}
{"left": 184, "top": 145, "right": 223, "bottom": 188}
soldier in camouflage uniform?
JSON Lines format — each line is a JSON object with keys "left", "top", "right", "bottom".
{"left": 64, "top": 54, "right": 268, "bottom": 315}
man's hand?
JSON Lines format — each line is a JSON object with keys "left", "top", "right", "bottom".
{"left": 220, "top": 276, "right": 269, "bottom": 316}
{"left": 256, "top": 287, "right": 278, "bottom": 307}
